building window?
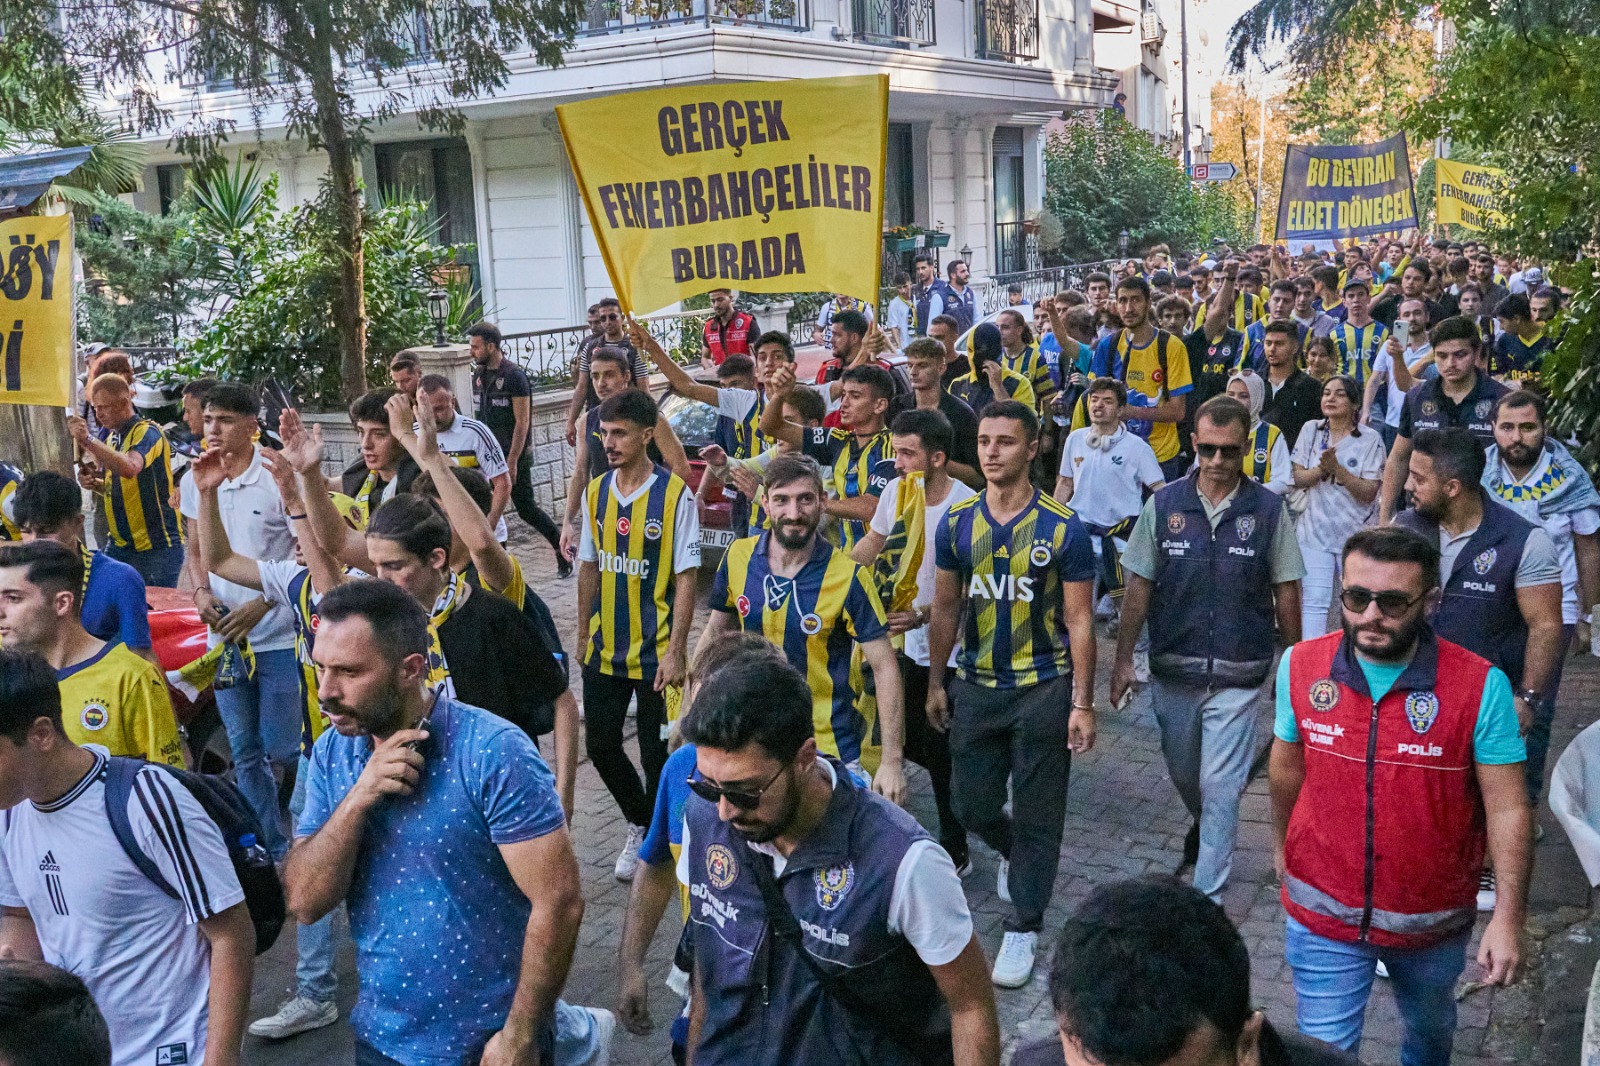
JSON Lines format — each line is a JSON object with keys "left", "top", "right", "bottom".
{"left": 884, "top": 123, "right": 916, "bottom": 230}
{"left": 373, "top": 138, "right": 482, "bottom": 296}
{"left": 852, "top": 0, "right": 935, "bottom": 46}
{"left": 156, "top": 164, "right": 187, "bottom": 216}
{"left": 992, "top": 126, "right": 1029, "bottom": 275}
{"left": 976, "top": 0, "right": 1038, "bottom": 61}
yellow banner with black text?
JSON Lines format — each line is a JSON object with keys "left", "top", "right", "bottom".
{"left": 0, "top": 213, "right": 73, "bottom": 408}
{"left": 556, "top": 75, "right": 889, "bottom": 313}
{"left": 1434, "top": 159, "right": 1507, "bottom": 232}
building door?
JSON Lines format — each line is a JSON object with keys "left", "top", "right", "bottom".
{"left": 992, "top": 126, "right": 1026, "bottom": 275}
{"left": 373, "top": 138, "right": 482, "bottom": 305}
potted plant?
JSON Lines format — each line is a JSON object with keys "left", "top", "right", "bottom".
{"left": 923, "top": 220, "right": 951, "bottom": 248}
{"left": 883, "top": 223, "right": 923, "bottom": 253}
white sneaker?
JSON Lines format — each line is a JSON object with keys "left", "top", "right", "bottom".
{"left": 248, "top": 995, "right": 338, "bottom": 1039}
{"left": 996, "top": 857, "right": 1012, "bottom": 904}
{"left": 1133, "top": 648, "right": 1152, "bottom": 684}
{"left": 614, "top": 824, "right": 647, "bottom": 881}
{"left": 586, "top": 1006, "right": 616, "bottom": 1066}
{"left": 1477, "top": 867, "right": 1497, "bottom": 912}
{"left": 992, "top": 930, "right": 1038, "bottom": 988}
{"left": 1375, "top": 960, "right": 1389, "bottom": 979}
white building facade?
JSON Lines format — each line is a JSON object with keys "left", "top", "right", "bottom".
{"left": 127, "top": 0, "right": 1115, "bottom": 335}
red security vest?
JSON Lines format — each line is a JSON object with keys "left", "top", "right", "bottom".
{"left": 1282, "top": 631, "right": 1491, "bottom": 950}
{"left": 703, "top": 310, "right": 756, "bottom": 365}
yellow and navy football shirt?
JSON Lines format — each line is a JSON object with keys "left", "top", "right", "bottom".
{"left": 934, "top": 491, "right": 1096, "bottom": 689}
{"left": 57, "top": 642, "right": 184, "bottom": 766}
{"left": 799, "top": 426, "right": 896, "bottom": 552}
{"left": 1331, "top": 320, "right": 1389, "bottom": 387}
{"left": 714, "top": 388, "right": 767, "bottom": 462}
{"left": 583, "top": 465, "right": 698, "bottom": 680}
{"left": 1243, "top": 422, "right": 1285, "bottom": 486}
{"left": 1003, "top": 341, "right": 1059, "bottom": 411}
{"left": 96, "top": 418, "right": 182, "bottom": 552}
{"left": 1490, "top": 330, "right": 1550, "bottom": 383}
{"left": 0, "top": 461, "right": 20, "bottom": 540}
{"left": 1084, "top": 330, "right": 1194, "bottom": 463}
{"left": 710, "top": 532, "right": 888, "bottom": 765}
{"left": 1193, "top": 291, "right": 1266, "bottom": 334}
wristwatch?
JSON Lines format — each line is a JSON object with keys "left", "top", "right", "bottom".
{"left": 1515, "top": 687, "right": 1544, "bottom": 709}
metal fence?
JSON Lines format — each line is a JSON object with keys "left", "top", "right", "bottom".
{"left": 500, "top": 309, "right": 713, "bottom": 387}
{"left": 577, "top": 0, "right": 810, "bottom": 35}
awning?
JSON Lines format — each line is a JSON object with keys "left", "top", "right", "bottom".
{"left": 0, "top": 146, "right": 93, "bottom": 214}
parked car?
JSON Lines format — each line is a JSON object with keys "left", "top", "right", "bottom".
{"left": 658, "top": 392, "right": 737, "bottom": 554}
{"left": 145, "top": 586, "right": 230, "bottom": 773}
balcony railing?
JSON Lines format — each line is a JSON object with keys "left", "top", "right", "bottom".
{"left": 852, "top": 0, "right": 935, "bottom": 46}
{"left": 578, "top": 0, "right": 810, "bottom": 35}
{"left": 500, "top": 310, "right": 712, "bottom": 388}
{"left": 976, "top": 0, "right": 1038, "bottom": 61}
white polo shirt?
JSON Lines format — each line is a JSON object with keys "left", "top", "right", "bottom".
{"left": 1058, "top": 425, "right": 1165, "bottom": 530}
{"left": 179, "top": 444, "right": 296, "bottom": 652}
{"left": 431, "top": 414, "right": 511, "bottom": 542}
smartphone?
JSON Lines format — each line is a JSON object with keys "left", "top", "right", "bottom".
{"left": 403, "top": 714, "right": 432, "bottom": 754}
{"left": 1392, "top": 319, "right": 1411, "bottom": 349}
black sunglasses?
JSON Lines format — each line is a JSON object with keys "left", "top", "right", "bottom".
{"left": 1195, "top": 443, "right": 1244, "bottom": 459}
{"left": 1341, "top": 587, "right": 1425, "bottom": 619}
{"left": 688, "top": 762, "right": 789, "bottom": 811}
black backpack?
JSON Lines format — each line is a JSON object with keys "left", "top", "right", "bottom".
{"left": 105, "top": 757, "right": 286, "bottom": 954}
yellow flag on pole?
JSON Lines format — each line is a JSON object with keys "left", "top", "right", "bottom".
{"left": 1434, "top": 159, "right": 1507, "bottom": 231}
{"left": 0, "top": 213, "right": 73, "bottom": 408}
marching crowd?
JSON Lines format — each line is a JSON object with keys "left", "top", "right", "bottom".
{"left": 0, "top": 229, "right": 1590, "bottom": 1066}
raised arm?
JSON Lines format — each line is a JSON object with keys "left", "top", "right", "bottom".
{"left": 191, "top": 450, "right": 264, "bottom": 592}
{"left": 630, "top": 318, "right": 720, "bottom": 406}
{"left": 758, "top": 365, "right": 805, "bottom": 450}
{"left": 280, "top": 409, "right": 372, "bottom": 571}
{"left": 1203, "top": 264, "right": 1238, "bottom": 341}
{"left": 654, "top": 415, "right": 693, "bottom": 484}
{"left": 263, "top": 449, "right": 346, "bottom": 596}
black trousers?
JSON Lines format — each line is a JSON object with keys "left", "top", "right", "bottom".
{"left": 899, "top": 657, "right": 966, "bottom": 859}
{"left": 510, "top": 453, "right": 562, "bottom": 551}
{"left": 582, "top": 663, "right": 669, "bottom": 827}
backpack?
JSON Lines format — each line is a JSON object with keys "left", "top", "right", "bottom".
{"left": 104, "top": 757, "right": 286, "bottom": 954}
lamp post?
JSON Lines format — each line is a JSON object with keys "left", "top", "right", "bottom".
{"left": 959, "top": 242, "right": 973, "bottom": 265}
{"left": 1118, "top": 229, "right": 1130, "bottom": 257}
{"left": 427, "top": 288, "right": 449, "bottom": 347}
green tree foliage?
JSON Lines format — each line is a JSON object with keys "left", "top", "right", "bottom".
{"left": 76, "top": 196, "right": 206, "bottom": 347}
{"left": 1043, "top": 113, "right": 1248, "bottom": 262}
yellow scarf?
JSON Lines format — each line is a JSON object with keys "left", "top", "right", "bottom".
{"left": 426, "top": 570, "right": 467, "bottom": 696}
{"left": 872, "top": 473, "right": 926, "bottom": 650}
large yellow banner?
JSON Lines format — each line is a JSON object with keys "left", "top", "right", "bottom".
{"left": 0, "top": 213, "right": 73, "bottom": 407}
{"left": 1435, "top": 159, "right": 1507, "bottom": 231}
{"left": 557, "top": 75, "right": 888, "bottom": 314}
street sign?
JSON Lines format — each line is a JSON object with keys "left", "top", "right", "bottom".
{"left": 1189, "top": 162, "right": 1238, "bottom": 182}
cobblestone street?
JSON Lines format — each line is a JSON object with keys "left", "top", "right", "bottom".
{"left": 242, "top": 521, "right": 1600, "bottom": 1066}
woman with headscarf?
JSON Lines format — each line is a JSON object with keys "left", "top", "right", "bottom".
{"left": 1224, "top": 370, "right": 1292, "bottom": 496}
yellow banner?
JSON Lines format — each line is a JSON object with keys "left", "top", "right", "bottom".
{"left": 1435, "top": 159, "right": 1507, "bottom": 231}
{"left": 557, "top": 75, "right": 888, "bottom": 314}
{"left": 0, "top": 213, "right": 73, "bottom": 408}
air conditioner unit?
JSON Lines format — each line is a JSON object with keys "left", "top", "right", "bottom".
{"left": 1141, "top": 12, "right": 1163, "bottom": 43}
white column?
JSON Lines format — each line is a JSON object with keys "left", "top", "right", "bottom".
{"left": 464, "top": 121, "right": 499, "bottom": 319}
{"left": 545, "top": 111, "right": 589, "bottom": 323}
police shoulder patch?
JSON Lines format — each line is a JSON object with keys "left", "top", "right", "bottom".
{"left": 1308, "top": 679, "right": 1339, "bottom": 712}
{"left": 706, "top": 843, "right": 739, "bottom": 890}
{"left": 815, "top": 862, "right": 855, "bottom": 911}
{"left": 1405, "top": 691, "right": 1440, "bottom": 735}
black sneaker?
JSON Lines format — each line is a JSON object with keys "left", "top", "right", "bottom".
{"left": 945, "top": 844, "right": 972, "bottom": 878}
{"left": 556, "top": 555, "right": 574, "bottom": 580}
{"left": 1477, "top": 868, "right": 1496, "bottom": 912}
{"left": 1179, "top": 822, "right": 1200, "bottom": 871}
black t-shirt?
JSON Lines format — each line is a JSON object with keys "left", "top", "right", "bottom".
{"left": 1180, "top": 326, "right": 1246, "bottom": 452}
{"left": 940, "top": 355, "right": 972, "bottom": 390}
{"left": 439, "top": 586, "right": 569, "bottom": 737}
{"left": 472, "top": 361, "right": 532, "bottom": 456}
{"left": 1262, "top": 370, "right": 1325, "bottom": 450}
{"left": 887, "top": 390, "right": 980, "bottom": 472}
{"left": 1372, "top": 293, "right": 1446, "bottom": 330}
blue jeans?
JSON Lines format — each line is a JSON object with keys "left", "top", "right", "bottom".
{"left": 1284, "top": 916, "right": 1469, "bottom": 1066}
{"left": 289, "top": 756, "right": 338, "bottom": 1003}
{"left": 1525, "top": 623, "right": 1576, "bottom": 805}
{"left": 214, "top": 647, "right": 301, "bottom": 858}
{"left": 106, "top": 543, "right": 184, "bottom": 588}
{"left": 352, "top": 1006, "right": 583, "bottom": 1065}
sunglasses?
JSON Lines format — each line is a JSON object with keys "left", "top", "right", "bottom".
{"left": 600, "top": 313, "right": 621, "bottom": 322}
{"left": 687, "top": 761, "right": 789, "bottom": 810}
{"left": 1195, "top": 443, "right": 1244, "bottom": 459}
{"left": 1340, "top": 587, "right": 1425, "bottom": 619}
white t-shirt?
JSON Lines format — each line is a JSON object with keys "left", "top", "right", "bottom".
{"left": 0, "top": 749, "right": 245, "bottom": 1066}
{"left": 178, "top": 445, "right": 297, "bottom": 652}
{"left": 1495, "top": 453, "right": 1600, "bottom": 624}
{"left": 577, "top": 470, "right": 702, "bottom": 574}
{"left": 1371, "top": 344, "right": 1432, "bottom": 427}
{"left": 716, "top": 387, "right": 762, "bottom": 425}
{"left": 432, "top": 414, "right": 511, "bottom": 543}
{"left": 676, "top": 760, "right": 973, "bottom": 967}
{"left": 886, "top": 297, "right": 914, "bottom": 348}
{"left": 1290, "top": 422, "right": 1389, "bottom": 554}
{"left": 1058, "top": 425, "right": 1165, "bottom": 529}
{"left": 869, "top": 476, "right": 977, "bottom": 667}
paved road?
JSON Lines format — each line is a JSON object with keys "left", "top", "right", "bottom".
{"left": 242, "top": 519, "right": 1598, "bottom": 1065}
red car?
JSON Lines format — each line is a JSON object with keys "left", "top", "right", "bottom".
{"left": 145, "top": 586, "right": 233, "bottom": 773}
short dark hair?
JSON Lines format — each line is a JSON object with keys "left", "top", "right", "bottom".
{"left": 11, "top": 472, "right": 81, "bottom": 535}
{"left": 366, "top": 494, "right": 452, "bottom": 562}
{"left": 1405, "top": 260, "right": 1433, "bottom": 282}
{"left": 0, "top": 648, "right": 62, "bottom": 742}
{"left": 0, "top": 541, "right": 82, "bottom": 609}
{"left": 889, "top": 408, "right": 953, "bottom": 460}
{"left": 891, "top": 271, "right": 911, "bottom": 287}
{"left": 1412, "top": 427, "right": 1487, "bottom": 488}
{"left": 1312, "top": 265, "right": 1341, "bottom": 290}
{"left": 1195, "top": 395, "right": 1250, "bottom": 436}
{"left": 1261, "top": 319, "right": 1300, "bottom": 342}
{"left": 1269, "top": 278, "right": 1298, "bottom": 298}
{"left": 410, "top": 464, "right": 494, "bottom": 518}
{"left": 465, "top": 320, "right": 503, "bottom": 348}
{"left": 1115, "top": 276, "right": 1152, "bottom": 300}
{"left": 588, "top": 345, "right": 632, "bottom": 378}
{"left": 418, "top": 373, "right": 453, "bottom": 396}
{"left": 763, "top": 453, "right": 825, "bottom": 496}
{"left": 181, "top": 377, "right": 217, "bottom": 401}
{"left": 388, "top": 353, "right": 420, "bottom": 374}
{"left": 840, "top": 364, "right": 895, "bottom": 403}
{"left": 1049, "top": 877, "right": 1252, "bottom": 1066}
{"left": 597, "top": 389, "right": 658, "bottom": 430}
{"left": 717, "top": 354, "right": 755, "bottom": 381}
{"left": 689, "top": 630, "right": 788, "bottom": 692}
{"left": 979, "top": 400, "right": 1039, "bottom": 442}
{"left": 0, "top": 959, "right": 111, "bottom": 1066}
{"left": 202, "top": 381, "right": 258, "bottom": 418}
{"left": 1429, "top": 315, "right": 1483, "bottom": 351}
{"left": 946, "top": 258, "right": 967, "bottom": 277}
{"left": 1006, "top": 281, "right": 1024, "bottom": 295}
{"left": 1155, "top": 295, "right": 1191, "bottom": 321}
{"left": 349, "top": 388, "right": 399, "bottom": 427}
{"left": 929, "top": 314, "right": 961, "bottom": 333}
{"left": 1085, "top": 271, "right": 1112, "bottom": 287}
{"left": 752, "top": 331, "right": 795, "bottom": 362}
{"left": 681, "top": 654, "right": 814, "bottom": 762}
{"left": 1448, "top": 255, "right": 1472, "bottom": 276}
{"left": 597, "top": 296, "right": 621, "bottom": 310}
{"left": 831, "top": 309, "right": 869, "bottom": 338}
{"left": 785, "top": 385, "right": 827, "bottom": 425}
{"left": 1086, "top": 377, "right": 1128, "bottom": 404}
{"left": 1342, "top": 526, "right": 1441, "bottom": 592}
{"left": 1495, "top": 389, "right": 1548, "bottom": 426}
{"left": 1496, "top": 293, "right": 1531, "bottom": 321}
{"left": 903, "top": 338, "right": 944, "bottom": 363}
{"left": 315, "top": 579, "right": 430, "bottom": 665}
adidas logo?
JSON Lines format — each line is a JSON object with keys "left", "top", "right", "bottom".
{"left": 992, "top": 545, "right": 1010, "bottom": 559}
{"left": 39, "top": 851, "right": 59, "bottom": 873}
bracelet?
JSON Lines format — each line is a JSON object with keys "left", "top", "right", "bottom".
{"left": 1072, "top": 702, "right": 1094, "bottom": 712}
{"left": 286, "top": 512, "right": 308, "bottom": 520}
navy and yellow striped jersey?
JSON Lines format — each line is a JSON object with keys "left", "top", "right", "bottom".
{"left": 934, "top": 491, "right": 1096, "bottom": 689}
{"left": 800, "top": 426, "right": 895, "bottom": 551}
{"left": 1331, "top": 320, "right": 1388, "bottom": 387}
{"left": 710, "top": 532, "right": 888, "bottom": 765}
{"left": 714, "top": 388, "right": 766, "bottom": 462}
{"left": 287, "top": 567, "right": 328, "bottom": 760}
{"left": 0, "top": 461, "right": 20, "bottom": 540}
{"left": 1193, "top": 291, "right": 1267, "bottom": 334}
{"left": 1243, "top": 421, "right": 1284, "bottom": 485}
{"left": 1003, "top": 341, "right": 1059, "bottom": 410}
{"left": 1490, "top": 330, "right": 1550, "bottom": 383}
{"left": 583, "top": 465, "right": 698, "bottom": 679}
{"left": 96, "top": 418, "right": 182, "bottom": 552}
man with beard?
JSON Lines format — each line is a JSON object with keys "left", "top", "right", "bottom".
{"left": 1483, "top": 391, "right": 1600, "bottom": 808}
{"left": 1269, "top": 527, "right": 1530, "bottom": 1066}
{"left": 285, "top": 580, "right": 587, "bottom": 1066}
{"left": 677, "top": 653, "right": 999, "bottom": 1066}
{"left": 576, "top": 389, "right": 700, "bottom": 881}
{"left": 698, "top": 454, "right": 906, "bottom": 807}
